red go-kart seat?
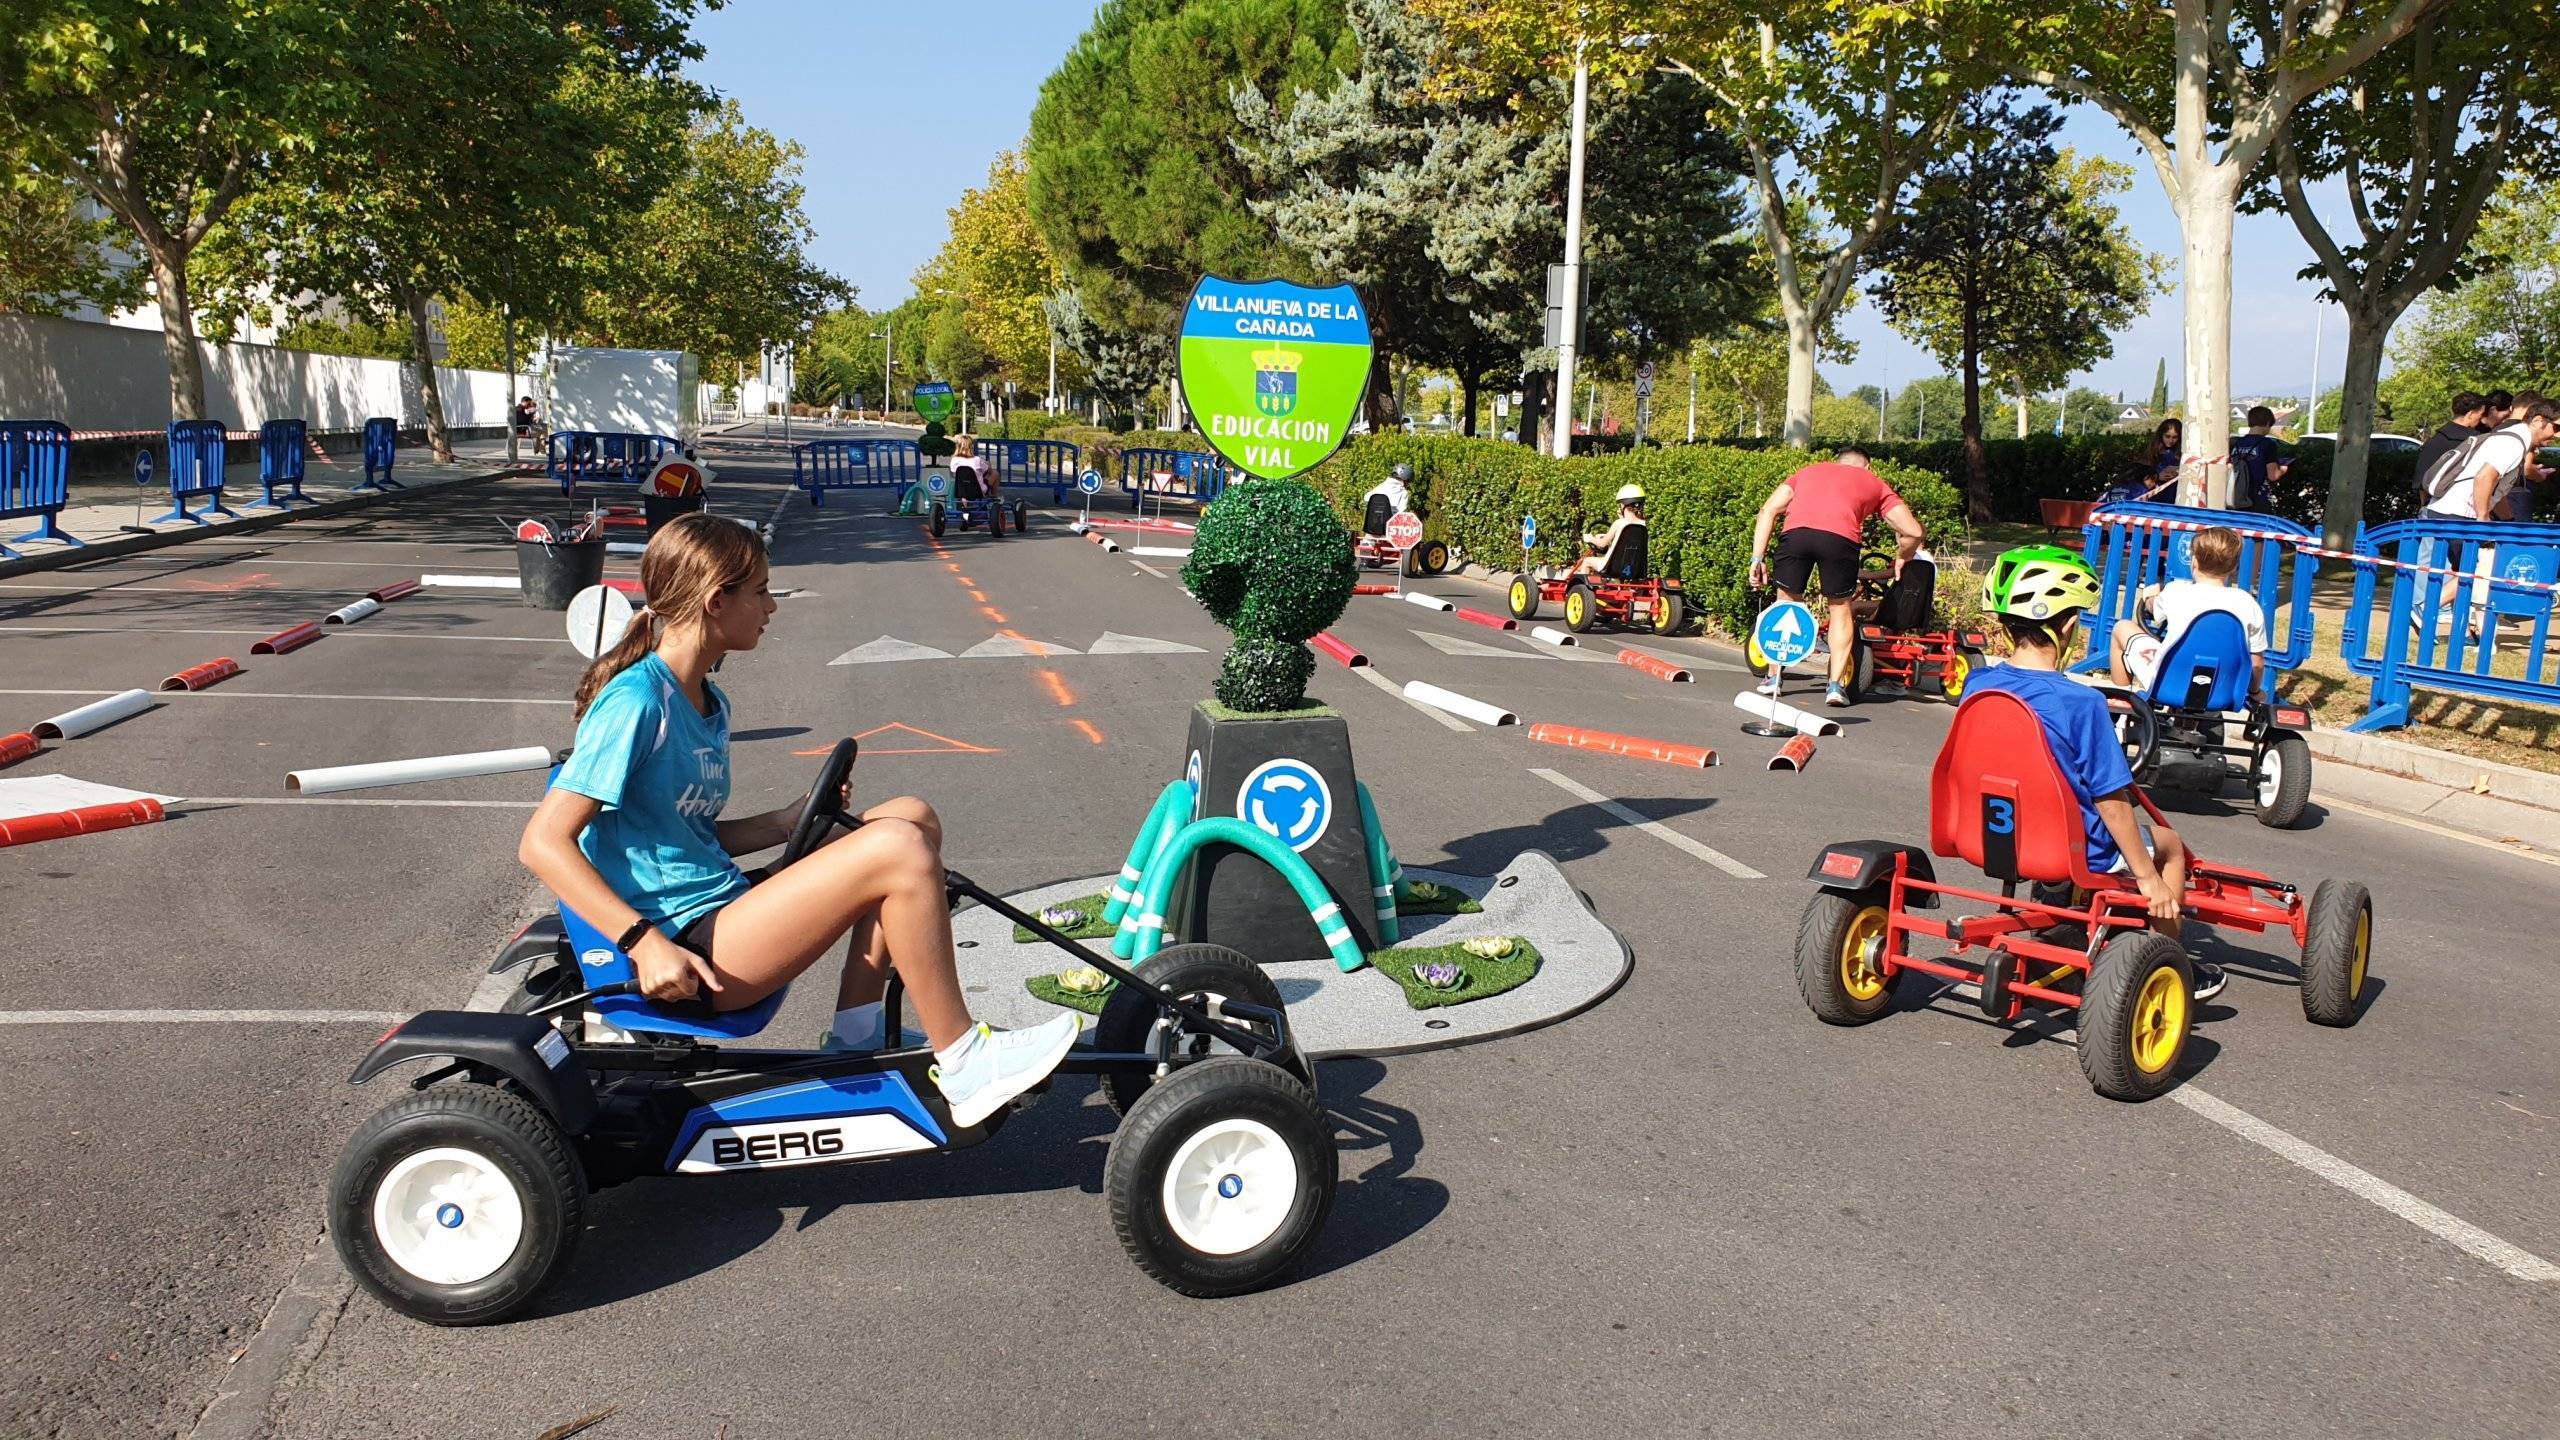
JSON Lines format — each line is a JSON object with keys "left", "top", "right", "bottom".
{"left": 1929, "top": 689, "right": 2117, "bottom": 894}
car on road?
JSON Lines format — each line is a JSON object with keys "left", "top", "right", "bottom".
{"left": 2298, "top": 431, "right": 2423, "bottom": 454}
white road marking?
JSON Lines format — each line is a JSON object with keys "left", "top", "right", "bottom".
{"left": 0, "top": 689, "right": 569, "bottom": 706}
{"left": 959, "top": 634, "right": 1081, "bottom": 658}
{"left": 828, "top": 637, "right": 956, "bottom": 665}
{"left": 0, "top": 581, "right": 392, "bottom": 596}
{"left": 1129, "top": 561, "right": 1170, "bottom": 579}
{"left": 1349, "top": 663, "right": 1472, "bottom": 732}
{"left": 2169, "top": 1086, "right": 2560, "bottom": 1283}
{"left": 0, "top": 625, "right": 566, "bottom": 645}
{"left": 2317, "top": 793, "right": 2560, "bottom": 870}
{"left": 180, "top": 797, "right": 539, "bottom": 809}
{"left": 1530, "top": 766, "right": 1765, "bottom": 879}
{"left": 1413, "top": 629, "right": 1544, "bottom": 660}
{"left": 1088, "top": 632, "right": 1205, "bottom": 654}
{"left": 0, "top": 1009, "right": 405, "bottom": 1025}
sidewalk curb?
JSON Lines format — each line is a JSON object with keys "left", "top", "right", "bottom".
{"left": 0, "top": 464, "right": 526, "bottom": 582}
{"left": 2306, "top": 724, "right": 2560, "bottom": 811}
{"left": 2306, "top": 727, "right": 2560, "bottom": 854}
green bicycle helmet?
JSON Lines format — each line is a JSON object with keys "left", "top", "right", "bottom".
{"left": 1981, "top": 544, "right": 2102, "bottom": 622}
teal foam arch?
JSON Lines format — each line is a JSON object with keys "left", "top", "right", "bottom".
{"left": 1103, "top": 781, "right": 1191, "bottom": 927}
{"left": 1356, "top": 781, "right": 1399, "bottom": 945}
{"left": 1125, "top": 817, "right": 1367, "bottom": 973}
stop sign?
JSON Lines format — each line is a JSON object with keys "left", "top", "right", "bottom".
{"left": 1385, "top": 511, "right": 1424, "bottom": 548}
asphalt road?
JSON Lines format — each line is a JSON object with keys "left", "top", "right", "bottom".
{"left": 2, "top": 427, "right": 2553, "bottom": 1439}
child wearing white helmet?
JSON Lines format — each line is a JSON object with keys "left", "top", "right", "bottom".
{"left": 1569, "top": 483, "right": 1647, "bottom": 578}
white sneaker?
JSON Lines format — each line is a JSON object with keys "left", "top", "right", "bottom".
{"left": 932, "top": 1014, "right": 1081, "bottom": 1128}
{"left": 1757, "top": 670, "right": 1783, "bottom": 697}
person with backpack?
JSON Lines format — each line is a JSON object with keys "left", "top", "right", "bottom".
{"left": 2227, "top": 405, "right": 2293, "bottom": 512}
{"left": 2412, "top": 392, "right": 2487, "bottom": 497}
{"left": 2420, "top": 394, "right": 2560, "bottom": 641}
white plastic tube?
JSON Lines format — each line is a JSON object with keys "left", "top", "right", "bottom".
{"left": 1731, "top": 690, "right": 1843, "bottom": 737}
{"left": 287, "top": 745, "right": 558, "bottom": 796}
{"left": 33, "top": 688, "right": 153, "bottom": 739}
{"left": 1402, "top": 680, "right": 1517, "bottom": 726}
{"left": 606, "top": 541, "right": 647, "bottom": 556}
{"left": 1528, "top": 625, "right": 1578, "bottom": 647}
{"left": 324, "top": 597, "right": 382, "bottom": 626}
{"left": 422, "top": 574, "right": 521, "bottom": 589}
{"left": 1131, "top": 546, "right": 1192, "bottom": 558}
{"left": 1401, "top": 591, "right": 1455, "bottom": 612}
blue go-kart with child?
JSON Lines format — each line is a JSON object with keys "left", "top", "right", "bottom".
{"left": 929, "top": 459, "right": 1027, "bottom": 539}
{"left": 328, "top": 739, "right": 1334, "bottom": 1324}
{"left": 2101, "top": 605, "right": 2316, "bottom": 830}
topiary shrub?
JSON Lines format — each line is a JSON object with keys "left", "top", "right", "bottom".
{"left": 917, "top": 420, "right": 954, "bottom": 464}
{"left": 1181, "top": 478, "right": 1355, "bottom": 712}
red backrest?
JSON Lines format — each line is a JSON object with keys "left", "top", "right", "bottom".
{"left": 1929, "top": 689, "right": 2100, "bottom": 888}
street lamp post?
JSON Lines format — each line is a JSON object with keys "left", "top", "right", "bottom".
{"left": 871, "top": 319, "right": 894, "bottom": 422}
{"left": 1549, "top": 36, "right": 1591, "bottom": 460}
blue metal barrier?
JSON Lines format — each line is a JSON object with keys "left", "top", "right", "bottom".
{"left": 0, "top": 419, "right": 80, "bottom": 558}
{"left": 249, "top": 418, "right": 314, "bottom": 510}
{"left": 548, "top": 431, "right": 681, "bottom": 496}
{"left": 1119, "top": 447, "right": 1228, "bottom": 511}
{"left": 794, "top": 437, "right": 921, "bottom": 505}
{"left": 983, "top": 438, "right": 1080, "bottom": 503}
{"left": 154, "top": 420, "right": 237, "bottom": 526}
{"left": 357, "top": 417, "right": 402, "bottom": 493}
{"left": 2071, "top": 500, "right": 2318, "bottom": 676}
{"left": 2337, "top": 516, "right": 2560, "bottom": 733}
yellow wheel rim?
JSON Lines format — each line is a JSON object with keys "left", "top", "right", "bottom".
{"left": 1839, "top": 907, "right": 1889, "bottom": 1002}
{"left": 1654, "top": 601, "right": 1678, "bottom": 633}
{"left": 1946, "top": 652, "right": 1970, "bottom": 699}
{"left": 1748, "top": 636, "right": 1767, "bottom": 668}
{"left": 2349, "top": 909, "right": 2370, "bottom": 996}
{"left": 2130, "top": 964, "right": 2188, "bottom": 1074}
{"left": 1510, "top": 579, "right": 1530, "bottom": 611}
{"left": 1567, "top": 592, "right": 1589, "bottom": 626}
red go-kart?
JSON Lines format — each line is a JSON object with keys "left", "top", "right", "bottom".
{"left": 1353, "top": 494, "right": 1450, "bottom": 577}
{"left": 1840, "top": 551, "right": 1988, "bottom": 703}
{"left": 1505, "top": 522, "right": 1684, "bottom": 635}
{"left": 1793, "top": 688, "right": 2372, "bottom": 1100}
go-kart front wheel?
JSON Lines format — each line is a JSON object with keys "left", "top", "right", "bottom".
{"left": 1507, "top": 575, "right": 1539, "bottom": 621}
{"left": 1410, "top": 539, "right": 1450, "bottom": 577}
{"left": 2252, "top": 732, "right": 2312, "bottom": 828}
{"left": 929, "top": 502, "right": 946, "bottom": 538}
{"left": 1093, "top": 942, "right": 1304, "bottom": 1116}
{"left": 1941, "top": 645, "right": 1984, "bottom": 701}
{"left": 1649, "top": 589, "right": 1685, "bottom": 635}
{"left": 1848, "top": 637, "right": 1876, "bottom": 703}
{"left": 2078, "top": 930, "right": 2193, "bottom": 1101}
{"left": 1563, "top": 581, "right": 1598, "bottom": 632}
{"left": 1106, "top": 1057, "right": 1336, "bottom": 1297}
{"left": 329, "top": 1084, "right": 586, "bottom": 1326}
{"left": 2299, "top": 879, "right": 2372, "bottom": 1027}
{"left": 1795, "top": 890, "right": 1899, "bottom": 1025}
{"left": 988, "top": 502, "right": 1006, "bottom": 537}
{"left": 1012, "top": 500, "right": 1029, "bottom": 532}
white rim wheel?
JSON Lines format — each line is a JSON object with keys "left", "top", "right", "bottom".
{"left": 1160, "top": 1117, "right": 1298, "bottom": 1256}
{"left": 2256, "top": 745, "right": 2284, "bottom": 808}
{"left": 372, "top": 1146, "right": 526, "bottom": 1286}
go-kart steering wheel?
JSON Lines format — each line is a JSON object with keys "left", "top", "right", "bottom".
{"left": 2103, "top": 688, "right": 2162, "bottom": 775}
{"left": 781, "top": 738, "right": 859, "bottom": 867}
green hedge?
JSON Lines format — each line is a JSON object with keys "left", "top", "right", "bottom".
{"left": 1305, "top": 435, "right": 1965, "bottom": 639}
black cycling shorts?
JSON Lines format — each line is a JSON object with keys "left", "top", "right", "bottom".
{"left": 1772, "top": 528, "right": 1862, "bottom": 601}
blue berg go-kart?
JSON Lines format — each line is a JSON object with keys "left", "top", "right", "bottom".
{"left": 2101, "top": 608, "right": 2315, "bottom": 829}
{"left": 329, "top": 740, "right": 1334, "bottom": 1324}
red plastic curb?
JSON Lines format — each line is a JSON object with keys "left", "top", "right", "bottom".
{"left": 0, "top": 731, "right": 39, "bottom": 769}
{"left": 1617, "top": 648, "right": 1693, "bottom": 683}
{"left": 1351, "top": 583, "right": 1397, "bottom": 596}
{"left": 0, "top": 798, "right": 166, "bottom": 848}
{"left": 1311, "top": 632, "right": 1369, "bottom": 668}
{"left": 1526, "top": 723, "right": 1715, "bottom": 768}
{"left": 250, "top": 621, "right": 323, "bottom": 656}
{"left": 368, "top": 579, "right": 422, "bottom": 603}
{"left": 1456, "top": 607, "right": 1517, "bottom": 631}
{"left": 161, "top": 657, "right": 242, "bottom": 692}
{"left": 1769, "top": 734, "right": 1817, "bottom": 772}
{"left": 601, "top": 577, "right": 643, "bottom": 596}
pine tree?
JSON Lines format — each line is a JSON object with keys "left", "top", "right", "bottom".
{"left": 2150, "top": 357, "right": 2169, "bottom": 414}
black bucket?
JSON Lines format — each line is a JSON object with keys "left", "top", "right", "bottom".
{"left": 515, "top": 538, "right": 607, "bottom": 610}
{"left": 643, "top": 492, "right": 704, "bottom": 536}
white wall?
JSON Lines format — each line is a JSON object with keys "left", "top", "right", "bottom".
{"left": 0, "top": 313, "right": 531, "bottom": 433}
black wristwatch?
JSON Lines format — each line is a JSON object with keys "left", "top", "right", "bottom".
{"left": 616, "top": 917, "right": 655, "bottom": 953}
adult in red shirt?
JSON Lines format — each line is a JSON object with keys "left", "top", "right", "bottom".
{"left": 1746, "top": 446, "right": 1924, "bottom": 706}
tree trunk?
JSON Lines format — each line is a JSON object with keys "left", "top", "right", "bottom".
{"left": 1959, "top": 317, "right": 1989, "bottom": 523}
{"left": 1518, "top": 371, "right": 1548, "bottom": 450}
{"left": 1460, "top": 373, "right": 1479, "bottom": 438}
{"left": 1781, "top": 309, "right": 1818, "bottom": 448}
{"left": 2177, "top": 172, "right": 2240, "bottom": 507}
{"left": 2324, "top": 311, "right": 2392, "bottom": 552}
{"left": 2015, "top": 390, "right": 2029, "bottom": 440}
{"left": 401, "top": 286, "right": 454, "bottom": 462}
{"left": 1363, "top": 350, "right": 1398, "bottom": 434}
{"left": 146, "top": 247, "right": 209, "bottom": 421}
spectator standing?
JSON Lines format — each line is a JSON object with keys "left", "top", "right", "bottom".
{"left": 2422, "top": 394, "right": 2560, "bottom": 639}
{"left": 2482, "top": 390, "right": 2514, "bottom": 430}
{"left": 2411, "top": 392, "right": 2488, "bottom": 493}
{"left": 2227, "top": 405, "right": 2293, "bottom": 512}
{"left": 1747, "top": 447, "right": 1925, "bottom": 708}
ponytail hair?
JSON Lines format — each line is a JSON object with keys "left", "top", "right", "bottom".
{"left": 572, "top": 513, "right": 766, "bottom": 717}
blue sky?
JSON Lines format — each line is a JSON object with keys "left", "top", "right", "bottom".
{"left": 689, "top": 1, "right": 2369, "bottom": 409}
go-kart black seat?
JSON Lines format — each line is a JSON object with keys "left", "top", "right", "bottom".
{"left": 1594, "top": 521, "right": 1649, "bottom": 581}
{"left": 1362, "top": 492, "right": 1394, "bottom": 537}
{"left": 1875, "top": 555, "right": 1936, "bottom": 632}
{"left": 951, "top": 465, "right": 985, "bottom": 503}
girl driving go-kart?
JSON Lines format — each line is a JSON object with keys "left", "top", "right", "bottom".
{"left": 515, "top": 514, "right": 1080, "bottom": 1127}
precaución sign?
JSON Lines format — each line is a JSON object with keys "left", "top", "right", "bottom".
{"left": 1177, "top": 275, "right": 1373, "bottom": 482}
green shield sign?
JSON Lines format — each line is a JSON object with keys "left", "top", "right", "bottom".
{"left": 1177, "top": 276, "right": 1372, "bottom": 481}
{"left": 912, "top": 381, "right": 956, "bottom": 424}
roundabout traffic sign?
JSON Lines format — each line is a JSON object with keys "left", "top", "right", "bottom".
{"left": 1521, "top": 514, "right": 1537, "bottom": 551}
{"left": 1236, "top": 758, "right": 1332, "bottom": 853}
{"left": 1077, "top": 467, "right": 1103, "bottom": 496}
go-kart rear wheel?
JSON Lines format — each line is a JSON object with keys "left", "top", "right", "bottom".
{"left": 1106, "top": 1056, "right": 1335, "bottom": 1297}
{"left": 1794, "top": 890, "right": 1899, "bottom": 1025}
{"left": 1649, "top": 589, "right": 1685, "bottom": 635}
{"left": 1563, "top": 581, "right": 1598, "bottom": 633}
{"left": 2252, "top": 732, "right": 2312, "bottom": 828}
{"left": 988, "top": 502, "right": 1006, "bottom": 537}
{"left": 1941, "top": 645, "right": 1984, "bottom": 701}
{"left": 1507, "top": 575, "right": 1540, "bottom": 621}
{"left": 1012, "top": 500, "right": 1029, "bottom": 532}
{"left": 2078, "top": 930, "right": 2193, "bottom": 1101}
{"left": 2299, "top": 879, "right": 2372, "bottom": 1027}
{"left": 1849, "top": 636, "right": 1876, "bottom": 703}
{"left": 1412, "top": 539, "right": 1450, "bottom": 576}
{"left": 929, "top": 502, "right": 946, "bottom": 538}
{"left": 1093, "top": 943, "right": 1306, "bottom": 1116}
{"left": 329, "top": 1083, "right": 585, "bottom": 1326}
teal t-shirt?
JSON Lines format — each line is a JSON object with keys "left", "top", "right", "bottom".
{"left": 553, "top": 652, "right": 751, "bottom": 933}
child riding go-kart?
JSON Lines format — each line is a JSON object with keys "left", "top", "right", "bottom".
{"left": 329, "top": 738, "right": 1335, "bottom": 1323}
{"left": 1792, "top": 547, "right": 2372, "bottom": 1100}
{"left": 1507, "top": 484, "right": 1685, "bottom": 634}
{"left": 1838, "top": 545, "right": 1990, "bottom": 704}
{"left": 1352, "top": 463, "right": 1451, "bottom": 577}
{"left": 930, "top": 446, "right": 1027, "bottom": 539}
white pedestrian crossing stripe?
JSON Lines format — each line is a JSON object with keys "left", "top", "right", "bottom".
{"left": 1088, "top": 632, "right": 1205, "bottom": 654}
{"left": 828, "top": 637, "right": 956, "bottom": 666}
{"left": 1412, "top": 629, "right": 1611, "bottom": 662}
{"left": 828, "top": 634, "right": 1204, "bottom": 665}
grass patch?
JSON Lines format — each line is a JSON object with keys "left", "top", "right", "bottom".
{"left": 1025, "top": 972, "right": 1114, "bottom": 1015}
{"left": 1011, "top": 893, "right": 1116, "bottom": 943}
{"left": 1369, "top": 937, "right": 1540, "bottom": 1010}
{"left": 1394, "top": 879, "right": 1481, "bottom": 915}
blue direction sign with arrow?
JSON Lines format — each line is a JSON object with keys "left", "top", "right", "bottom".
{"left": 1521, "top": 514, "right": 1538, "bottom": 551}
{"left": 1753, "top": 600, "right": 1819, "bottom": 669}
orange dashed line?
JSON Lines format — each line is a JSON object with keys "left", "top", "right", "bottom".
{"left": 981, "top": 608, "right": 1007, "bottom": 623}
{"left": 968, "top": 589, "right": 988, "bottom": 602}
{"left": 1036, "top": 668, "right": 1075, "bottom": 707}
{"left": 944, "top": 563, "right": 962, "bottom": 572}
{"left": 1071, "top": 719, "right": 1104, "bottom": 745}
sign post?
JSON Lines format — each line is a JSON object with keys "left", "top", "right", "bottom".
{"left": 1176, "top": 276, "right": 1373, "bottom": 483}
{"left": 1744, "top": 600, "right": 1819, "bottom": 737}
{"left": 1634, "top": 361, "right": 1655, "bottom": 446}
{"left": 1076, "top": 465, "right": 1101, "bottom": 527}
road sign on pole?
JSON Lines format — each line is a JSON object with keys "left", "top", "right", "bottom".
{"left": 1520, "top": 514, "right": 1538, "bottom": 552}
{"left": 1743, "top": 599, "right": 1820, "bottom": 737}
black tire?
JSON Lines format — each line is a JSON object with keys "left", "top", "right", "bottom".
{"left": 1563, "top": 581, "right": 1599, "bottom": 633}
{"left": 1794, "top": 890, "right": 1898, "bottom": 1025}
{"left": 1105, "top": 1057, "right": 1335, "bottom": 1297}
{"left": 988, "top": 502, "right": 1006, "bottom": 538}
{"left": 1849, "top": 637, "right": 1876, "bottom": 703}
{"left": 2077, "top": 930, "right": 2193, "bottom": 1101}
{"left": 1093, "top": 943, "right": 1304, "bottom": 1116}
{"left": 1649, "top": 589, "right": 1685, "bottom": 635}
{"left": 2299, "top": 879, "right": 2372, "bottom": 1027}
{"left": 1413, "top": 539, "right": 1450, "bottom": 576}
{"left": 2253, "top": 732, "right": 2313, "bottom": 828}
{"left": 1507, "top": 575, "right": 1539, "bottom": 621}
{"left": 329, "top": 1084, "right": 586, "bottom": 1326}
{"left": 929, "top": 503, "right": 946, "bottom": 538}
{"left": 1012, "top": 501, "right": 1029, "bottom": 532}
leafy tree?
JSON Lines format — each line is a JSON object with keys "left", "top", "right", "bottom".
{"left": 2246, "top": 3, "right": 2557, "bottom": 546}
{"left": 2388, "top": 181, "right": 2560, "bottom": 404}
{"left": 0, "top": 170, "right": 145, "bottom": 316}
{"left": 1047, "top": 282, "right": 1172, "bottom": 418}
{"left": 1864, "top": 95, "right": 2164, "bottom": 519}
{"left": 917, "top": 151, "right": 1083, "bottom": 395}
{"left": 1886, "top": 375, "right": 1966, "bottom": 441}
{"left": 273, "top": 312, "right": 412, "bottom": 361}
{"left": 1810, "top": 393, "right": 1879, "bottom": 444}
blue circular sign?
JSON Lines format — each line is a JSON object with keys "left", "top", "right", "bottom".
{"left": 1235, "top": 758, "right": 1332, "bottom": 853}
{"left": 1521, "top": 514, "right": 1538, "bottom": 550}
{"left": 1078, "top": 467, "right": 1103, "bottom": 496}
{"left": 927, "top": 473, "right": 947, "bottom": 495}
{"left": 1753, "top": 600, "right": 1820, "bottom": 668}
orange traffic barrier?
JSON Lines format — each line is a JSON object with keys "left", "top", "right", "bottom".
{"left": 1526, "top": 723, "right": 1715, "bottom": 768}
{"left": 1768, "top": 734, "right": 1817, "bottom": 772}
{"left": 160, "top": 657, "right": 242, "bottom": 692}
{"left": 250, "top": 621, "right": 323, "bottom": 656}
{"left": 1618, "top": 649, "right": 1692, "bottom": 683}
{"left": 1311, "top": 632, "right": 1368, "bottom": 668}
{"left": 1351, "top": 583, "right": 1397, "bottom": 595}
{"left": 0, "top": 731, "right": 38, "bottom": 770}
{"left": 1456, "top": 607, "right": 1516, "bottom": 631}
{"left": 368, "top": 579, "right": 422, "bottom": 603}
{"left": 0, "top": 798, "right": 166, "bottom": 848}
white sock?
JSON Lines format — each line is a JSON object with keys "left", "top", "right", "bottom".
{"left": 933, "top": 1024, "right": 986, "bottom": 1070}
{"left": 828, "top": 1002, "right": 885, "bottom": 1050}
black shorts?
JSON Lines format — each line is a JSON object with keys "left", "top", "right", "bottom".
{"left": 641, "top": 906, "right": 727, "bottom": 1018}
{"left": 1772, "top": 528, "right": 1862, "bottom": 601}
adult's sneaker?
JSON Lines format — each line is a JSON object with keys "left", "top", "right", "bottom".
{"left": 1757, "top": 670, "right": 1784, "bottom": 697}
{"left": 1825, "top": 682, "right": 1851, "bottom": 708}
{"left": 932, "top": 1014, "right": 1082, "bottom": 1128}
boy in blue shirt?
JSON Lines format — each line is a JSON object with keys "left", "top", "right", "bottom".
{"left": 1965, "top": 545, "right": 2224, "bottom": 1000}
